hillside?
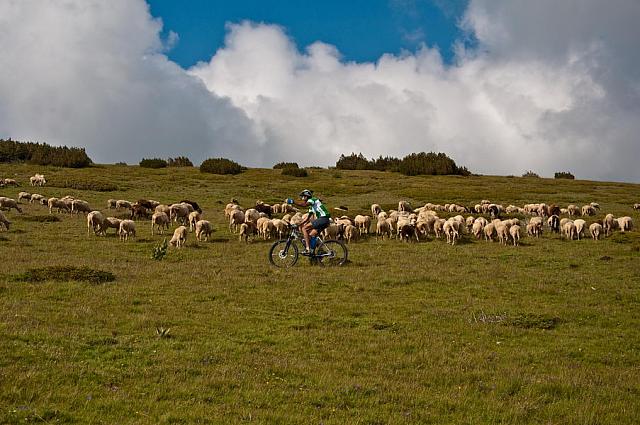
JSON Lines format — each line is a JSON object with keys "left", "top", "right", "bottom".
{"left": 1, "top": 163, "right": 639, "bottom": 424}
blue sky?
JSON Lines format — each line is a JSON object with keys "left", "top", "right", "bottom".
{"left": 147, "top": 0, "right": 470, "bottom": 68}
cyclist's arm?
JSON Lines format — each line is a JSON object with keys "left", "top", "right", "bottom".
{"left": 291, "top": 199, "right": 309, "bottom": 208}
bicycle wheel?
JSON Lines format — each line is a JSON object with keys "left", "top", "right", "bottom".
{"left": 316, "top": 240, "right": 348, "bottom": 267}
{"left": 269, "top": 240, "right": 299, "bottom": 268}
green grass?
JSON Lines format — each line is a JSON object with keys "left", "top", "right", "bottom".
{"left": 0, "top": 163, "right": 639, "bottom": 424}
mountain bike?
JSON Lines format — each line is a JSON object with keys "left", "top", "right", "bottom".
{"left": 268, "top": 225, "right": 348, "bottom": 268}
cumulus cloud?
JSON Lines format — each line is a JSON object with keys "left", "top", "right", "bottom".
{"left": 1, "top": 0, "right": 639, "bottom": 181}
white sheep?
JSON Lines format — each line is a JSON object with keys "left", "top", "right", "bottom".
{"left": 354, "top": 215, "right": 372, "bottom": 235}
{"left": 581, "top": 205, "right": 596, "bottom": 216}
{"left": 0, "top": 210, "right": 11, "bottom": 231}
{"left": 18, "top": 192, "right": 31, "bottom": 202}
{"left": 344, "top": 224, "right": 358, "bottom": 243}
{"left": 169, "top": 225, "right": 188, "bottom": 247}
{"left": 376, "top": 218, "right": 392, "bottom": 240}
{"left": 71, "top": 199, "right": 92, "bottom": 215}
{"left": 244, "top": 208, "right": 260, "bottom": 224}
{"left": 0, "top": 197, "right": 22, "bottom": 213}
{"left": 239, "top": 222, "right": 257, "bottom": 243}
{"left": 472, "top": 220, "right": 484, "bottom": 239}
{"left": 398, "top": 200, "right": 412, "bottom": 213}
{"left": 229, "top": 209, "right": 245, "bottom": 233}
{"left": 496, "top": 223, "right": 509, "bottom": 245}
{"left": 101, "top": 217, "right": 122, "bottom": 235}
{"left": 107, "top": 199, "right": 117, "bottom": 209}
{"left": 633, "top": 203, "right": 640, "bottom": 211}
{"left": 29, "top": 174, "right": 46, "bottom": 186}
{"left": 589, "top": 223, "right": 603, "bottom": 240}
{"left": 617, "top": 216, "right": 633, "bottom": 232}
{"left": 563, "top": 220, "right": 576, "bottom": 240}
{"left": 271, "top": 219, "right": 288, "bottom": 239}
{"left": 443, "top": 220, "right": 460, "bottom": 245}
{"left": 371, "top": 204, "right": 382, "bottom": 217}
{"left": 151, "top": 212, "right": 170, "bottom": 235}
{"left": 116, "top": 200, "right": 132, "bottom": 210}
{"left": 30, "top": 194, "right": 45, "bottom": 204}
{"left": 603, "top": 214, "right": 615, "bottom": 236}
{"left": 573, "top": 219, "right": 586, "bottom": 240}
{"left": 195, "top": 220, "right": 213, "bottom": 241}
{"left": 169, "top": 203, "right": 190, "bottom": 225}
{"left": 118, "top": 219, "right": 136, "bottom": 241}
{"left": 188, "top": 211, "right": 202, "bottom": 232}
{"left": 509, "top": 225, "right": 521, "bottom": 246}
{"left": 87, "top": 211, "right": 106, "bottom": 236}
{"left": 567, "top": 205, "right": 580, "bottom": 216}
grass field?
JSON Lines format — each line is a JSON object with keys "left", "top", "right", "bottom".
{"left": 1, "top": 163, "right": 639, "bottom": 424}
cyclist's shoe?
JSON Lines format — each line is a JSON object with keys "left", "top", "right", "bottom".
{"left": 301, "top": 248, "right": 312, "bottom": 256}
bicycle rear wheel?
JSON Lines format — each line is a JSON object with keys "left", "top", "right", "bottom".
{"left": 316, "top": 240, "right": 348, "bottom": 267}
{"left": 269, "top": 240, "right": 299, "bottom": 268}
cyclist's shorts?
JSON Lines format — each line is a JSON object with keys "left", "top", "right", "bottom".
{"left": 311, "top": 216, "right": 330, "bottom": 232}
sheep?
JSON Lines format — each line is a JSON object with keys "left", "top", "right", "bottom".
{"left": 244, "top": 208, "right": 260, "bottom": 224}
{"left": 0, "top": 210, "right": 11, "bottom": 231}
{"left": 29, "top": 174, "right": 46, "bottom": 186}
{"left": 224, "top": 199, "right": 240, "bottom": 219}
{"left": 563, "top": 220, "right": 576, "bottom": 240}
{"left": 567, "top": 204, "right": 580, "bottom": 216}
{"left": 323, "top": 222, "right": 342, "bottom": 240}
{"left": 590, "top": 202, "right": 600, "bottom": 210}
{"left": 118, "top": 219, "right": 136, "bottom": 241}
{"left": 290, "top": 212, "right": 305, "bottom": 226}
{"left": 589, "top": 223, "right": 603, "bottom": 240}
{"left": 229, "top": 209, "right": 245, "bottom": 233}
{"left": 546, "top": 204, "right": 561, "bottom": 217}
{"left": 30, "top": 194, "right": 45, "bottom": 204}
{"left": 433, "top": 218, "right": 446, "bottom": 239}
{"left": 443, "top": 220, "right": 460, "bottom": 245}
{"left": 354, "top": 214, "right": 372, "bottom": 235}
{"left": 0, "top": 197, "right": 22, "bottom": 213}
{"left": 398, "top": 200, "right": 412, "bottom": 213}
{"left": 256, "top": 217, "right": 273, "bottom": 240}
{"left": 510, "top": 225, "right": 521, "bottom": 246}
{"left": 195, "top": 220, "right": 213, "bottom": 241}
{"left": 496, "top": 223, "right": 509, "bottom": 245}
{"left": 239, "top": 222, "right": 257, "bottom": 243}
{"left": 376, "top": 218, "right": 392, "bottom": 240}
{"left": 155, "top": 204, "right": 170, "bottom": 216}
{"left": 344, "top": 224, "right": 358, "bottom": 243}
{"left": 617, "top": 216, "right": 633, "bottom": 232}
{"left": 87, "top": 211, "right": 105, "bottom": 236}
{"left": 169, "top": 203, "right": 190, "bottom": 225}
{"left": 116, "top": 200, "right": 132, "bottom": 210}
{"left": 581, "top": 205, "right": 596, "bottom": 217}
{"left": 179, "top": 200, "right": 202, "bottom": 214}
{"left": 271, "top": 204, "right": 280, "bottom": 215}
{"left": 151, "top": 212, "right": 170, "bottom": 235}
{"left": 169, "top": 225, "right": 188, "bottom": 247}
{"left": 528, "top": 217, "right": 543, "bottom": 237}
{"left": 188, "top": 211, "right": 202, "bottom": 232}
{"left": 472, "top": 220, "right": 484, "bottom": 239}
{"left": 603, "top": 213, "right": 615, "bottom": 236}
{"left": 18, "top": 192, "right": 31, "bottom": 202}
{"left": 136, "top": 199, "right": 160, "bottom": 210}
{"left": 2, "top": 178, "right": 18, "bottom": 187}
{"left": 130, "top": 204, "right": 150, "bottom": 220}
{"left": 371, "top": 204, "right": 382, "bottom": 217}
{"left": 101, "top": 217, "right": 122, "bottom": 235}
{"left": 71, "top": 199, "right": 92, "bottom": 215}
{"left": 574, "top": 219, "right": 587, "bottom": 240}
{"left": 271, "top": 219, "right": 288, "bottom": 239}
{"left": 397, "top": 215, "right": 419, "bottom": 243}
{"left": 488, "top": 204, "right": 502, "bottom": 218}
{"left": 548, "top": 215, "right": 560, "bottom": 234}
{"left": 107, "top": 199, "right": 117, "bottom": 209}
{"left": 416, "top": 216, "right": 436, "bottom": 239}
{"left": 254, "top": 201, "right": 272, "bottom": 218}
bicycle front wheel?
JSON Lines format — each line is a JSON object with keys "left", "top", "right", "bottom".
{"left": 317, "top": 240, "right": 348, "bottom": 267}
{"left": 269, "top": 240, "right": 299, "bottom": 268}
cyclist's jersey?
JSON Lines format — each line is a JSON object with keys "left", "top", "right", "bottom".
{"left": 307, "top": 197, "right": 330, "bottom": 218}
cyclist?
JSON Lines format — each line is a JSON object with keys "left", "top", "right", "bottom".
{"left": 286, "top": 189, "right": 330, "bottom": 254}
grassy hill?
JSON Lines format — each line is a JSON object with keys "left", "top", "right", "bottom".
{"left": 1, "top": 163, "right": 639, "bottom": 424}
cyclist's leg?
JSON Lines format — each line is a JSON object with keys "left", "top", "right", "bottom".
{"left": 301, "top": 222, "right": 313, "bottom": 250}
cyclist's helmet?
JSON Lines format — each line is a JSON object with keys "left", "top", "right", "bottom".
{"left": 299, "top": 189, "right": 313, "bottom": 198}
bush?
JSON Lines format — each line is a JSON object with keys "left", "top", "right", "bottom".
{"left": 522, "top": 171, "right": 540, "bottom": 178}
{"left": 167, "top": 156, "right": 193, "bottom": 167}
{"left": 335, "top": 151, "right": 470, "bottom": 176}
{"left": 0, "top": 138, "right": 92, "bottom": 168}
{"left": 273, "top": 162, "right": 299, "bottom": 169}
{"left": 139, "top": 158, "right": 167, "bottom": 168}
{"left": 200, "top": 158, "right": 245, "bottom": 175}
{"left": 282, "top": 167, "right": 308, "bottom": 177}
{"left": 554, "top": 171, "right": 575, "bottom": 180}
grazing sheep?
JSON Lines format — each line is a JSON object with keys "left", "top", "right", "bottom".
{"left": 344, "top": 224, "right": 359, "bottom": 243}
{"left": 271, "top": 219, "right": 288, "bottom": 239}
{"left": 151, "top": 212, "right": 170, "bottom": 235}
{"left": 398, "top": 201, "right": 412, "bottom": 213}
{"left": 107, "top": 199, "right": 117, "bottom": 209}
{"left": 30, "top": 194, "right": 45, "bottom": 204}
{"left": 526, "top": 222, "right": 537, "bottom": 238}
{"left": 224, "top": 199, "right": 240, "bottom": 219}
{"left": 229, "top": 209, "right": 245, "bottom": 233}
{"left": 169, "top": 203, "right": 190, "bottom": 225}
{"left": 376, "top": 218, "right": 392, "bottom": 240}
{"left": 155, "top": 204, "right": 170, "bottom": 216}
{"left": 574, "top": 219, "right": 587, "bottom": 240}
{"left": 169, "top": 225, "right": 188, "bottom": 247}
{"left": 87, "top": 211, "right": 105, "bottom": 236}
{"left": 188, "top": 211, "right": 202, "bottom": 232}
{"left": 116, "top": 200, "right": 132, "bottom": 210}
{"left": 244, "top": 208, "right": 260, "bottom": 224}
{"left": 510, "top": 225, "right": 521, "bottom": 246}
{"left": 488, "top": 204, "right": 502, "bottom": 218}
{"left": 397, "top": 215, "right": 419, "bottom": 243}
{"left": 271, "top": 204, "right": 280, "bottom": 215}
{"left": 433, "top": 218, "right": 446, "bottom": 239}
{"left": 581, "top": 205, "right": 596, "bottom": 216}
{"left": 496, "top": 223, "right": 509, "bottom": 245}
{"left": 101, "top": 217, "right": 122, "bottom": 235}
{"left": 323, "top": 222, "right": 342, "bottom": 240}
{"left": 2, "top": 178, "right": 18, "bottom": 187}
{"left": 0, "top": 210, "right": 11, "bottom": 231}
{"left": 256, "top": 217, "right": 273, "bottom": 240}
{"left": 443, "top": 220, "right": 460, "bottom": 245}
{"left": 567, "top": 204, "right": 580, "bottom": 216}
{"left": 118, "top": 219, "right": 136, "bottom": 241}
{"left": 18, "top": 192, "right": 31, "bottom": 202}
{"left": 371, "top": 204, "right": 382, "bottom": 217}
{"left": 563, "top": 220, "right": 576, "bottom": 240}
{"left": 71, "top": 199, "right": 92, "bottom": 215}
{"left": 29, "top": 174, "right": 46, "bottom": 186}
{"left": 472, "top": 220, "right": 484, "bottom": 239}
{"left": 354, "top": 214, "right": 372, "bottom": 235}
{"left": 589, "top": 223, "right": 603, "bottom": 240}
{"left": 590, "top": 202, "right": 600, "bottom": 210}
{"left": 195, "top": 220, "right": 213, "bottom": 241}
{"left": 603, "top": 213, "right": 615, "bottom": 236}
{"left": 254, "top": 201, "right": 272, "bottom": 218}
{"left": 548, "top": 215, "right": 560, "bottom": 234}
{"left": 617, "top": 216, "right": 633, "bottom": 232}
{"left": 239, "top": 222, "right": 257, "bottom": 243}
{"left": 179, "top": 200, "right": 202, "bottom": 214}
{"left": 634, "top": 203, "right": 640, "bottom": 211}
{"left": 136, "top": 199, "right": 160, "bottom": 210}
{"left": 130, "top": 204, "right": 150, "bottom": 220}
{"left": 0, "top": 197, "right": 22, "bottom": 213}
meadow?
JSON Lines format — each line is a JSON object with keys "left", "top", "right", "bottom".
{"left": 1, "top": 163, "right": 639, "bottom": 424}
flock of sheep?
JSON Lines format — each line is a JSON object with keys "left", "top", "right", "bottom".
{"left": 224, "top": 199, "right": 637, "bottom": 247}
{"left": 0, "top": 172, "right": 639, "bottom": 253}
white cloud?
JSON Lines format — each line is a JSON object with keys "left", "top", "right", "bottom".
{"left": 1, "top": 0, "right": 639, "bottom": 181}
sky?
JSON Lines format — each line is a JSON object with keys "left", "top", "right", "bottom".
{"left": 1, "top": 0, "right": 639, "bottom": 182}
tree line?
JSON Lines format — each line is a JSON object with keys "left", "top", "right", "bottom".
{"left": 0, "top": 138, "right": 92, "bottom": 168}
{"left": 335, "top": 152, "right": 471, "bottom": 176}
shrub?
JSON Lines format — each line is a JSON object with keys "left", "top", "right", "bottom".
{"left": 167, "top": 156, "right": 193, "bottom": 167}
{"left": 522, "top": 170, "right": 540, "bottom": 178}
{"left": 282, "top": 167, "right": 308, "bottom": 177}
{"left": 139, "top": 158, "right": 167, "bottom": 168}
{"left": 12, "top": 266, "right": 115, "bottom": 284}
{"left": 273, "top": 162, "right": 299, "bottom": 169}
{"left": 554, "top": 171, "right": 575, "bottom": 180}
{"left": 200, "top": 158, "right": 245, "bottom": 175}
{"left": 0, "top": 138, "right": 92, "bottom": 168}
{"left": 335, "top": 151, "right": 470, "bottom": 176}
